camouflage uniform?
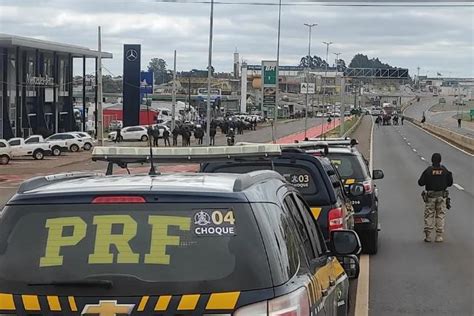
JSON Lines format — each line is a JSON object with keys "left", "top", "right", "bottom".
{"left": 424, "top": 192, "right": 446, "bottom": 236}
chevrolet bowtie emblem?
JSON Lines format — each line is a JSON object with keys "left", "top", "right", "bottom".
{"left": 81, "top": 300, "right": 135, "bottom": 316}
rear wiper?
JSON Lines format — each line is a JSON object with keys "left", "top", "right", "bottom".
{"left": 29, "top": 279, "right": 113, "bottom": 289}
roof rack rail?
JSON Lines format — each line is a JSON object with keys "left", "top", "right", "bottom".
{"left": 307, "top": 137, "right": 358, "bottom": 147}
{"left": 233, "top": 170, "right": 285, "bottom": 192}
{"left": 17, "top": 172, "right": 102, "bottom": 193}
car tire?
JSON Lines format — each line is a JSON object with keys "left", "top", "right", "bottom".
{"left": 70, "top": 144, "right": 80, "bottom": 152}
{"left": 362, "top": 230, "right": 378, "bottom": 255}
{"left": 0, "top": 155, "right": 10, "bottom": 165}
{"left": 141, "top": 135, "right": 148, "bottom": 142}
{"left": 51, "top": 146, "right": 62, "bottom": 156}
{"left": 83, "top": 143, "right": 92, "bottom": 151}
{"left": 33, "top": 150, "right": 45, "bottom": 160}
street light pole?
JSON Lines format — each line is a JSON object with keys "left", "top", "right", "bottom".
{"left": 273, "top": 0, "right": 282, "bottom": 143}
{"left": 321, "top": 41, "right": 332, "bottom": 139}
{"left": 304, "top": 23, "right": 317, "bottom": 139}
{"left": 206, "top": 0, "right": 214, "bottom": 146}
{"left": 333, "top": 52, "right": 341, "bottom": 131}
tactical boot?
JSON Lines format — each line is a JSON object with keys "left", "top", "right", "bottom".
{"left": 424, "top": 232, "right": 432, "bottom": 242}
{"left": 435, "top": 235, "right": 443, "bottom": 243}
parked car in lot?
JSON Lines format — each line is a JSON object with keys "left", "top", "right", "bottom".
{"left": 0, "top": 139, "right": 12, "bottom": 165}
{"left": 108, "top": 120, "right": 123, "bottom": 131}
{"left": 70, "top": 132, "right": 94, "bottom": 151}
{"left": 7, "top": 137, "right": 51, "bottom": 160}
{"left": 108, "top": 125, "right": 149, "bottom": 142}
{"left": 46, "top": 133, "right": 84, "bottom": 152}
{"left": 25, "top": 135, "right": 68, "bottom": 156}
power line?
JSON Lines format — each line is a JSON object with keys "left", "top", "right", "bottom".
{"left": 153, "top": 0, "right": 473, "bottom": 7}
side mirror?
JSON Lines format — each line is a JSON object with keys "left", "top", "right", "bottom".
{"left": 347, "top": 183, "right": 365, "bottom": 197}
{"left": 372, "top": 169, "right": 384, "bottom": 180}
{"left": 330, "top": 229, "right": 361, "bottom": 255}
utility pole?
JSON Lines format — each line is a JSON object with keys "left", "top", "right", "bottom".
{"left": 321, "top": 41, "right": 332, "bottom": 139}
{"left": 417, "top": 66, "right": 420, "bottom": 90}
{"left": 273, "top": 0, "right": 282, "bottom": 143}
{"left": 206, "top": 0, "right": 214, "bottom": 146}
{"left": 97, "top": 26, "right": 104, "bottom": 146}
{"left": 171, "top": 50, "right": 177, "bottom": 132}
{"left": 304, "top": 23, "right": 317, "bottom": 139}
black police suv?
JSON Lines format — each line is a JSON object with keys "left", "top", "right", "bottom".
{"left": 310, "top": 146, "right": 384, "bottom": 254}
{"left": 201, "top": 149, "right": 365, "bottom": 243}
{"left": 0, "top": 171, "right": 360, "bottom": 315}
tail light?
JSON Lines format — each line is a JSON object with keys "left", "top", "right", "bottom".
{"left": 363, "top": 180, "right": 373, "bottom": 194}
{"left": 234, "top": 288, "right": 310, "bottom": 316}
{"left": 92, "top": 196, "right": 146, "bottom": 204}
{"left": 329, "top": 207, "right": 344, "bottom": 232}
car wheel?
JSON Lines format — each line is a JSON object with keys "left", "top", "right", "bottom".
{"left": 33, "top": 150, "right": 45, "bottom": 160}
{"left": 0, "top": 155, "right": 10, "bottom": 165}
{"left": 70, "top": 144, "right": 79, "bottom": 152}
{"left": 141, "top": 135, "right": 148, "bottom": 142}
{"left": 52, "top": 146, "right": 62, "bottom": 156}
{"left": 83, "top": 143, "right": 92, "bottom": 151}
{"left": 362, "top": 230, "right": 378, "bottom": 255}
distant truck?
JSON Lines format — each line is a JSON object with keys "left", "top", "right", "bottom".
{"left": 7, "top": 138, "right": 52, "bottom": 160}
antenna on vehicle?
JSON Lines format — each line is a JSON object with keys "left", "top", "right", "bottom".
{"left": 146, "top": 96, "right": 158, "bottom": 175}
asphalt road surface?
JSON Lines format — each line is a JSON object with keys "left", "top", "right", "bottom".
{"left": 370, "top": 121, "right": 473, "bottom": 315}
{"left": 404, "top": 97, "right": 473, "bottom": 138}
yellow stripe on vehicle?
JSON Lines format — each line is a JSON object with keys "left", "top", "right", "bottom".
{"left": 21, "top": 295, "right": 40, "bottom": 311}
{"left": 47, "top": 296, "right": 61, "bottom": 312}
{"left": 137, "top": 296, "right": 149, "bottom": 312}
{"left": 154, "top": 295, "right": 172, "bottom": 311}
{"left": 177, "top": 294, "right": 200, "bottom": 310}
{"left": 68, "top": 296, "right": 78, "bottom": 312}
{"left": 310, "top": 207, "right": 322, "bottom": 219}
{"left": 206, "top": 292, "right": 240, "bottom": 310}
{"left": 0, "top": 293, "right": 15, "bottom": 310}
{"left": 346, "top": 179, "right": 355, "bottom": 184}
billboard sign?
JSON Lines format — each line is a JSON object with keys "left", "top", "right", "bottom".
{"left": 140, "top": 71, "right": 154, "bottom": 95}
{"left": 262, "top": 61, "right": 278, "bottom": 118}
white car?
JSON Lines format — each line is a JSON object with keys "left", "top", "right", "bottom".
{"left": 0, "top": 140, "right": 12, "bottom": 165}
{"left": 108, "top": 126, "right": 149, "bottom": 142}
{"left": 25, "top": 135, "right": 68, "bottom": 156}
{"left": 46, "top": 133, "right": 84, "bottom": 152}
{"left": 70, "top": 132, "right": 94, "bottom": 151}
{"left": 8, "top": 138, "right": 52, "bottom": 160}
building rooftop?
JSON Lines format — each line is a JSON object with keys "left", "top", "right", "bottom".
{"left": 0, "top": 33, "right": 113, "bottom": 58}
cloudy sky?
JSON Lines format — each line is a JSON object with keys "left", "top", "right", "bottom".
{"left": 1, "top": 0, "right": 473, "bottom": 77}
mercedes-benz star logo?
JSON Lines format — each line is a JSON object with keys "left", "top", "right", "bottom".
{"left": 126, "top": 49, "right": 138, "bottom": 62}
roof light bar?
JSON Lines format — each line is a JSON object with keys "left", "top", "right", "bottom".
{"left": 92, "top": 145, "right": 282, "bottom": 163}
{"left": 307, "top": 138, "right": 358, "bottom": 147}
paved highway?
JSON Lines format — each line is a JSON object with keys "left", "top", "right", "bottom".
{"left": 370, "top": 121, "right": 473, "bottom": 315}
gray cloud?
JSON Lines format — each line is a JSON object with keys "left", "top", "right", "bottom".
{"left": 0, "top": 0, "right": 472, "bottom": 77}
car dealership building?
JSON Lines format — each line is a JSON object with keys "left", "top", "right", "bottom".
{"left": 0, "top": 34, "right": 112, "bottom": 139}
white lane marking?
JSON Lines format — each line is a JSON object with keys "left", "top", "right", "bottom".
{"left": 355, "top": 255, "right": 370, "bottom": 316}
{"left": 407, "top": 121, "right": 474, "bottom": 157}
{"left": 403, "top": 137, "right": 407, "bottom": 140}
{"left": 421, "top": 157, "right": 426, "bottom": 160}
{"left": 413, "top": 148, "right": 417, "bottom": 152}
{"left": 453, "top": 183, "right": 465, "bottom": 191}
{"left": 407, "top": 142, "right": 411, "bottom": 145}
{"left": 355, "top": 117, "right": 373, "bottom": 316}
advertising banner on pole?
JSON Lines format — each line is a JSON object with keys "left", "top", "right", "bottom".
{"left": 262, "top": 61, "right": 277, "bottom": 118}
{"left": 140, "top": 71, "right": 154, "bottom": 95}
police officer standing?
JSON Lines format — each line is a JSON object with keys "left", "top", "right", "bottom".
{"left": 418, "top": 153, "right": 453, "bottom": 242}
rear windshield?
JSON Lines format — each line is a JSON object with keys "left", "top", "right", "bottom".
{"left": 327, "top": 154, "right": 367, "bottom": 180}
{"left": 0, "top": 203, "right": 271, "bottom": 294}
{"left": 206, "top": 164, "right": 317, "bottom": 195}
